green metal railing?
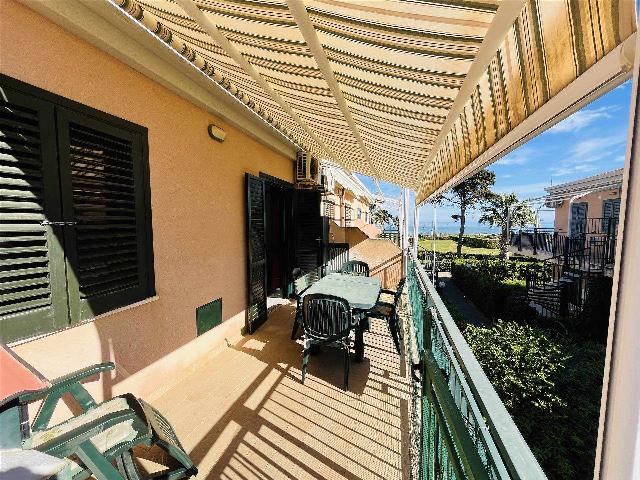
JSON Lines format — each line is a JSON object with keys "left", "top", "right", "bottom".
{"left": 407, "top": 250, "right": 547, "bottom": 480}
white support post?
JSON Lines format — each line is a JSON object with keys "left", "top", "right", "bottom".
{"left": 598, "top": 32, "right": 640, "bottom": 480}
{"left": 412, "top": 198, "right": 420, "bottom": 259}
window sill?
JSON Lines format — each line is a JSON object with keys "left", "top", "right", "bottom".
{"left": 8, "top": 296, "right": 160, "bottom": 348}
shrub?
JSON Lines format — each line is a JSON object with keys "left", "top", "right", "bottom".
{"left": 461, "top": 235, "right": 500, "bottom": 249}
{"left": 464, "top": 321, "right": 605, "bottom": 480}
{"left": 450, "top": 261, "right": 531, "bottom": 321}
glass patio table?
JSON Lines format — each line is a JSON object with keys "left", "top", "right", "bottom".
{"left": 301, "top": 273, "right": 381, "bottom": 361}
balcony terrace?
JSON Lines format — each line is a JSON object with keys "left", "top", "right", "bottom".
{"left": 1, "top": 0, "right": 639, "bottom": 478}
{"left": 135, "top": 303, "right": 412, "bottom": 479}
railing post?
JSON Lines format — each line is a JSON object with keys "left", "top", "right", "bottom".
{"left": 559, "top": 281, "right": 569, "bottom": 317}
{"left": 518, "top": 229, "right": 523, "bottom": 252}
{"left": 533, "top": 227, "right": 538, "bottom": 256}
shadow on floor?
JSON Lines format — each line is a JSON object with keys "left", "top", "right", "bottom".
{"left": 146, "top": 303, "right": 412, "bottom": 480}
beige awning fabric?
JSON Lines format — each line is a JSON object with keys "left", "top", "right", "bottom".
{"left": 112, "top": 0, "right": 636, "bottom": 201}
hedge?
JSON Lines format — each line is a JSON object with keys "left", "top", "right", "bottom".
{"left": 464, "top": 321, "right": 605, "bottom": 480}
{"left": 450, "top": 260, "right": 536, "bottom": 322}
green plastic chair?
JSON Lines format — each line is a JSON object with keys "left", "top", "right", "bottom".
{"left": 301, "top": 294, "right": 353, "bottom": 390}
{"left": 340, "top": 260, "right": 370, "bottom": 277}
{"left": 368, "top": 277, "right": 406, "bottom": 354}
{"left": 0, "top": 343, "right": 197, "bottom": 480}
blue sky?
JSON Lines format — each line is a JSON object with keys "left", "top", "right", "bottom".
{"left": 357, "top": 79, "right": 632, "bottom": 232}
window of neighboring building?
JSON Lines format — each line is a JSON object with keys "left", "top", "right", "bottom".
{"left": 0, "top": 75, "right": 155, "bottom": 343}
{"left": 344, "top": 204, "right": 352, "bottom": 227}
{"left": 357, "top": 208, "right": 362, "bottom": 219}
{"left": 602, "top": 198, "right": 621, "bottom": 233}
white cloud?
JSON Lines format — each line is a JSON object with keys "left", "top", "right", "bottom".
{"left": 550, "top": 133, "right": 627, "bottom": 176}
{"left": 549, "top": 106, "right": 614, "bottom": 133}
{"left": 494, "top": 148, "right": 534, "bottom": 166}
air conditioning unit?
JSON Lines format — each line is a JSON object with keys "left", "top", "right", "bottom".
{"left": 296, "top": 151, "right": 319, "bottom": 184}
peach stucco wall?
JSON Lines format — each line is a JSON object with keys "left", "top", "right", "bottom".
{"left": 2, "top": 1, "right": 293, "bottom": 401}
{"left": 553, "top": 188, "right": 621, "bottom": 233}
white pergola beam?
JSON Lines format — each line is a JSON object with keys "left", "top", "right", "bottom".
{"left": 286, "top": 0, "right": 379, "bottom": 178}
{"left": 176, "top": 0, "right": 338, "bottom": 161}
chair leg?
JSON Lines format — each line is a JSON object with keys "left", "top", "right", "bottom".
{"left": 343, "top": 343, "right": 350, "bottom": 390}
{"left": 389, "top": 315, "right": 401, "bottom": 354}
{"left": 291, "top": 317, "right": 300, "bottom": 340}
{"left": 301, "top": 339, "right": 310, "bottom": 384}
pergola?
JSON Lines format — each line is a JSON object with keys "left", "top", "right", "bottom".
{"left": 110, "top": 0, "right": 636, "bottom": 203}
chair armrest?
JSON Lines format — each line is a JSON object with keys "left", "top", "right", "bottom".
{"left": 20, "top": 363, "right": 115, "bottom": 403}
{"left": 21, "top": 363, "right": 116, "bottom": 432}
{"left": 51, "top": 363, "right": 116, "bottom": 389}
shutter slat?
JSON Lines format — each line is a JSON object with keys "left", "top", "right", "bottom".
{"left": 0, "top": 246, "right": 48, "bottom": 255}
{"left": 0, "top": 188, "right": 42, "bottom": 201}
{"left": 0, "top": 152, "right": 41, "bottom": 167}
{"left": 0, "top": 277, "right": 49, "bottom": 292}
{"left": 0, "top": 266, "right": 49, "bottom": 279}
{"left": 70, "top": 176, "right": 134, "bottom": 191}
{"left": 0, "top": 297, "right": 51, "bottom": 316}
{"left": 72, "top": 193, "right": 135, "bottom": 207}
{"left": 0, "top": 212, "right": 45, "bottom": 221}
{"left": 0, "top": 176, "right": 43, "bottom": 188}
{"left": 0, "top": 130, "right": 41, "bottom": 148}
{"left": 0, "top": 224, "right": 45, "bottom": 233}
{"left": 0, "top": 200, "right": 44, "bottom": 211}
{"left": 0, "top": 255, "right": 48, "bottom": 267}
{"left": 70, "top": 151, "right": 134, "bottom": 172}
{"left": 70, "top": 126, "right": 133, "bottom": 152}
{"left": 0, "top": 287, "right": 50, "bottom": 303}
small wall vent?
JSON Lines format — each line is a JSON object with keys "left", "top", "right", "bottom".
{"left": 196, "top": 298, "right": 222, "bottom": 336}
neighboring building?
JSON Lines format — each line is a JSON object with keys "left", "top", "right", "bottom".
{"left": 511, "top": 168, "right": 623, "bottom": 264}
{"left": 545, "top": 168, "right": 623, "bottom": 236}
{"left": 320, "top": 163, "right": 381, "bottom": 242}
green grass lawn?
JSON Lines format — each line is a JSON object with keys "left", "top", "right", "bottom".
{"left": 418, "top": 238, "right": 498, "bottom": 256}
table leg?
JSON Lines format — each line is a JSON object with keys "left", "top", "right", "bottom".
{"left": 355, "top": 323, "right": 365, "bottom": 362}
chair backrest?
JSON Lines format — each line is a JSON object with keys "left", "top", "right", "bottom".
{"left": 340, "top": 260, "right": 370, "bottom": 277}
{"left": 292, "top": 267, "right": 320, "bottom": 297}
{"left": 394, "top": 277, "right": 406, "bottom": 306}
{"left": 302, "top": 294, "right": 352, "bottom": 341}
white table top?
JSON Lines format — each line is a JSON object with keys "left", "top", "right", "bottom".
{"left": 301, "top": 273, "right": 381, "bottom": 310}
{"left": 0, "top": 449, "right": 68, "bottom": 480}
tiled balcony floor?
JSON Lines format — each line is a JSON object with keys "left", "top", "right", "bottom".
{"left": 145, "top": 303, "right": 412, "bottom": 479}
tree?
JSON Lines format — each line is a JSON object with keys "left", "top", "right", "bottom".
{"left": 433, "top": 170, "right": 495, "bottom": 256}
{"left": 479, "top": 193, "right": 535, "bottom": 260}
{"left": 369, "top": 204, "right": 398, "bottom": 230}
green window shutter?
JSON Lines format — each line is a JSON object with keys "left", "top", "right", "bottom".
{"left": 55, "top": 109, "right": 152, "bottom": 322}
{"left": 294, "top": 189, "right": 324, "bottom": 283}
{"left": 0, "top": 86, "right": 69, "bottom": 342}
{"left": 246, "top": 174, "right": 267, "bottom": 333}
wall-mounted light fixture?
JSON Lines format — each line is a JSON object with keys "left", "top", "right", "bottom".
{"left": 208, "top": 124, "right": 226, "bottom": 142}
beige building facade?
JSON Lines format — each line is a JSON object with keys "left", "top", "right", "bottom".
{"left": 1, "top": 0, "right": 296, "bottom": 402}
{"left": 546, "top": 169, "right": 623, "bottom": 235}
